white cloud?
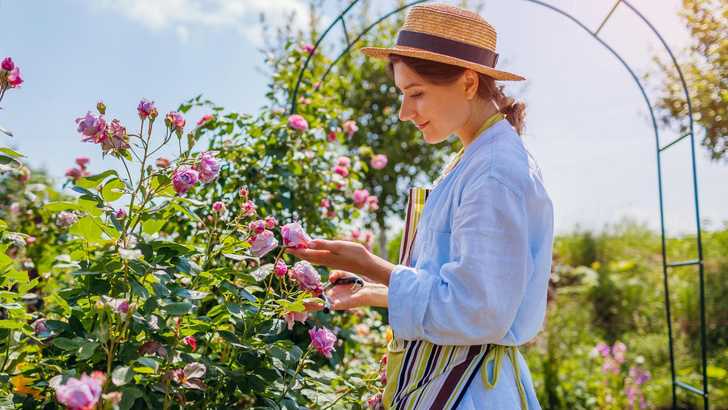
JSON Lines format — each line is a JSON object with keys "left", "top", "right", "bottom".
{"left": 82, "top": 0, "right": 310, "bottom": 44}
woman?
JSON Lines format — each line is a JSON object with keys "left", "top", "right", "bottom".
{"left": 286, "top": 3, "right": 554, "bottom": 409}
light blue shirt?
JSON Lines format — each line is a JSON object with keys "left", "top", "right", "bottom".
{"left": 388, "top": 119, "right": 554, "bottom": 409}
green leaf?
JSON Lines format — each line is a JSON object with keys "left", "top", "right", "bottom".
{"left": 118, "top": 386, "right": 143, "bottom": 410}
{"left": 77, "top": 195, "right": 104, "bottom": 216}
{"left": 218, "top": 330, "right": 242, "bottom": 346}
{"left": 112, "top": 365, "right": 136, "bottom": 386}
{"left": 152, "top": 283, "right": 170, "bottom": 298}
{"left": 75, "top": 170, "right": 118, "bottom": 189}
{"left": 133, "top": 357, "right": 160, "bottom": 374}
{"left": 78, "top": 341, "right": 100, "bottom": 360}
{"left": 0, "top": 320, "right": 22, "bottom": 329}
{"left": 0, "top": 148, "right": 24, "bottom": 157}
{"left": 51, "top": 337, "right": 80, "bottom": 351}
{"left": 69, "top": 215, "right": 103, "bottom": 243}
{"left": 43, "top": 201, "right": 85, "bottom": 212}
{"left": 161, "top": 302, "right": 192, "bottom": 315}
{"left": 51, "top": 292, "right": 72, "bottom": 316}
{"left": 175, "top": 258, "right": 202, "bottom": 276}
{"left": 102, "top": 178, "right": 127, "bottom": 202}
{"left": 142, "top": 218, "right": 166, "bottom": 235}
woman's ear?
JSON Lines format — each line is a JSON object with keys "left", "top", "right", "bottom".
{"left": 462, "top": 69, "right": 479, "bottom": 100}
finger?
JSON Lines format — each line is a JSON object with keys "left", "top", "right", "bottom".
{"left": 328, "top": 270, "right": 349, "bottom": 281}
{"left": 303, "top": 301, "right": 323, "bottom": 312}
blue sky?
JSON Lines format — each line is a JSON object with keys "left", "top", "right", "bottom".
{"left": 0, "top": 0, "right": 725, "bottom": 236}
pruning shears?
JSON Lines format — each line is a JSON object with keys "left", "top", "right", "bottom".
{"left": 319, "top": 276, "right": 365, "bottom": 314}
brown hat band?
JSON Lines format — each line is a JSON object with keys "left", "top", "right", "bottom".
{"left": 396, "top": 30, "right": 500, "bottom": 68}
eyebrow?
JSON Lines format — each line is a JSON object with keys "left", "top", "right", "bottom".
{"left": 401, "top": 83, "right": 423, "bottom": 90}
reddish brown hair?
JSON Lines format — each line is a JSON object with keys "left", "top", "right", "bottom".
{"left": 386, "top": 54, "right": 526, "bottom": 136}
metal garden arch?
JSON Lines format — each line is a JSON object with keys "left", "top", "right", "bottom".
{"left": 290, "top": 1, "right": 709, "bottom": 408}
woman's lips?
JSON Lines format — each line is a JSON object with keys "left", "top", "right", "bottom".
{"left": 415, "top": 121, "right": 429, "bottom": 130}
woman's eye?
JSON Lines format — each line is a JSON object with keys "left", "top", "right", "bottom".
{"left": 410, "top": 93, "right": 422, "bottom": 99}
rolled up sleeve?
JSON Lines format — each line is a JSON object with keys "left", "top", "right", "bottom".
{"left": 388, "top": 175, "right": 529, "bottom": 346}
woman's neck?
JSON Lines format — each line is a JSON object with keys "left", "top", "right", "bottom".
{"left": 456, "top": 102, "right": 500, "bottom": 149}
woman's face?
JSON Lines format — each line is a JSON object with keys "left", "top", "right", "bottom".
{"left": 393, "top": 62, "right": 473, "bottom": 144}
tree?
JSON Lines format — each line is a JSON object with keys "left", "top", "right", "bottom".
{"left": 655, "top": 0, "right": 728, "bottom": 161}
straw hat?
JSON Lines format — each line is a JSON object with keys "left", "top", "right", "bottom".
{"left": 361, "top": 3, "right": 525, "bottom": 81}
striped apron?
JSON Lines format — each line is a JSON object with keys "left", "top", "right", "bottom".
{"left": 384, "top": 187, "right": 528, "bottom": 410}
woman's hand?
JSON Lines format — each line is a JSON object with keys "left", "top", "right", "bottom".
{"left": 304, "top": 270, "right": 389, "bottom": 312}
{"left": 285, "top": 239, "right": 396, "bottom": 285}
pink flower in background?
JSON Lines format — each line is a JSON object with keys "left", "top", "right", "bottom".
{"left": 351, "top": 229, "right": 360, "bottom": 239}
{"left": 353, "top": 189, "right": 369, "bottom": 208}
{"left": 342, "top": 120, "right": 359, "bottom": 137}
{"left": 196, "top": 114, "right": 213, "bottom": 126}
{"left": 195, "top": 151, "right": 221, "bottom": 183}
{"left": 249, "top": 220, "right": 265, "bottom": 234}
{"left": 380, "top": 369, "right": 387, "bottom": 386}
{"left": 243, "top": 200, "right": 256, "bottom": 216}
{"left": 137, "top": 98, "right": 156, "bottom": 119}
{"left": 75, "top": 157, "right": 90, "bottom": 168}
{"left": 274, "top": 259, "right": 287, "bottom": 277}
{"left": 367, "top": 393, "right": 384, "bottom": 410}
{"left": 264, "top": 216, "right": 276, "bottom": 229}
{"left": 156, "top": 157, "right": 171, "bottom": 169}
{"left": 24, "top": 236, "right": 36, "bottom": 245}
{"left": 333, "top": 165, "right": 349, "bottom": 177}
{"left": 32, "top": 318, "right": 48, "bottom": 336}
{"left": 165, "top": 111, "right": 186, "bottom": 134}
{"left": 370, "top": 154, "right": 388, "bottom": 170}
{"left": 115, "top": 209, "right": 127, "bottom": 220}
{"left": 212, "top": 201, "right": 227, "bottom": 215}
{"left": 327, "top": 131, "right": 337, "bottom": 141}
{"left": 182, "top": 336, "right": 197, "bottom": 351}
{"left": 308, "top": 326, "right": 336, "bottom": 358}
{"left": 290, "top": 261, "right": 323, "bottom": 294}
{"left": 248, "top": 230, "right": 278, "bottom": 258}
{"left": 367, "top": 196, "right": 379, "bottom": 212}
{"left": 281, "top": 222, "right": 311, "bottom": 249}
{"left": 363, "top": 231, "right": 374, "bottom": 243}
{"left": 76, "top": 111, "right": 107, "bottom": 143}
{"left": 65, "top": 168, "right": 84, "bottom": 180}
{"left": 302, "top": 44, "right": 316, "bottom": 54}
{"left": 55, "top": 372, "right": 105, "bottom": 410}
{"left": 7, "top": 67, "right": 22, "bottom": 88}
{"left": 172, "top": 166, "right": 199, "bottom": 195}
{"left": 283, "top": 310, "right": 307, "bottom": 330}
{"left": 287, "top": 115, "right": 308, "bottom": 131}
{"left": 1, "top": 57, "right": 14, "bottom": 71}
{"left": 238, "top": 187, "right": 248, "bottom": 198}
{"left": 336, "top": 156, "right": 351, "bottom": 167}
{"left": 612, "top": 341, "right": 626, "bottom": 363}
{"left": 594, "top": 342, "right": 610, "bottom": 357}
{"left": 319, "top": 199, "right": 330, "bottom": 208}
{"left": 313, "top": 82, "right": 322, "bottom": 91}
{"left": 18, "top": 165, "right": 30, "bottom": 183}
{"left": 56, "top": 211, "right": 76, "bottom": 228}
{"left": 102, "top": 119, "right": 130, "bottom": 152}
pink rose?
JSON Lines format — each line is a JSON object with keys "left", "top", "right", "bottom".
{"left": 336, "top": 156, "right": 351, "bottom": 167}
{"left": 156, "top": 157, "right": 171, "bottom": 168}
{"left": 308, "top": 326, "right": 336, "bottom": 358}
{"left": 75, "top": 156, "right": 90, "bottom": 167}
{"left": 243, "top": 200, "right": 256, "bottom": 216}
{"left": 327, "top": 131, "right": 337, "bottom": 141}
{"left": 1, "top": 58, "right": 14, "bottom": 71}
{"left": 249, "top": 220, "right": 265, "bottom": 234}
{"left": 248, "top": 230, "right": 278, "bottom": 258}
{"left": 342, "top": 120, "right": 359, "bottom": 137}
{"left": 367, "top": 196, "right": 379, "bottom": 212}
{"left": 172, "top": 166, "right": 199, "bottom": 195}
{"left": 56, "top": 211, "right": 76, "bottom": 228}
{"left": 370, "top": 154, "right": 388, "bottom": 170}
{"left": 333, "top": 165, "right": 349, "bottom": 177}
{"left": 137, "top": 98, "right": 156, "bottom": 119}
{"left": 195, "top": 151, "right": 221, "bottom": 183}
{"left": 212, "top": 201, "right": 227, "bottom": 215}
{"left": 196, "top": 114, "right": 213, "bottom": 126}
{"left": 367, "top": 392, "right": 384, "bottom": 410}
{"left": 364, "top": 230, "right": 374, "bottom": 243}
{"left": 290, "top": 261, "right": 323, "bottom": 294}
{"left": 351, "top": 229, "right": 360, "bottom": 239}
{"left": 274, "top": 259, "right": 287, "bottom": 277}
{"left": 32, "top": 318, "right": 48, "bottom": 336}
{"left": 116, "top": 209, "right": 127, "bottom": 220}
{"left": 102, "top": 119, "right": 131, "bottom": 153}
{"left": 55, "top": 372, "right": 105, "bottom": 410}
{"left": 238, "top": 187, "right": 248, "bottom": 198}
{"left": 320, "top": 199, "right": 330, "bottom": 208}
{"left": 65, "top": 167, "right": 83, "bottom": 180}
{"left": 165, "top": 111, "right": 186, "bottom": 134}
{"left": 380, "top": 369, "right": 387, "bottom": 385}
{"left": 302, "top": 44, "right": 316, "bottom": 54}
{"left": 76, "top": 111, "right": 107, "bottom": 143}
{"left": 6, "top": 67, "right": 22, "bottom": 88}
{"left": 353, "top": 189, "right": 369, "bottom": 207}
{"left": 283, "top": 310, "right": 307, "bottom": 330}
{"left": 18, "top": 165, "right": 30, "bottom": 183}
{"left": 264, "top": 216, "right": 276, "bottom": 229}
{"left": 287, "top": 115, "right": 309, "bottom": 131}
{"left": 281, "top": 222, "right": 311, "bottom": 249}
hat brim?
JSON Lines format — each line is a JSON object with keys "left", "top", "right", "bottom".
{"left": 360, "top": 45, "right": 525, "bottom": 82}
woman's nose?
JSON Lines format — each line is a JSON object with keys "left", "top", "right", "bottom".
{"left": 398, "top": 97, "right": 415, "bottom": 122}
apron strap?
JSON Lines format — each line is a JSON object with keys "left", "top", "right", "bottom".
{"left": 481, "top": 345, "right": 528, "bottom": 409}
